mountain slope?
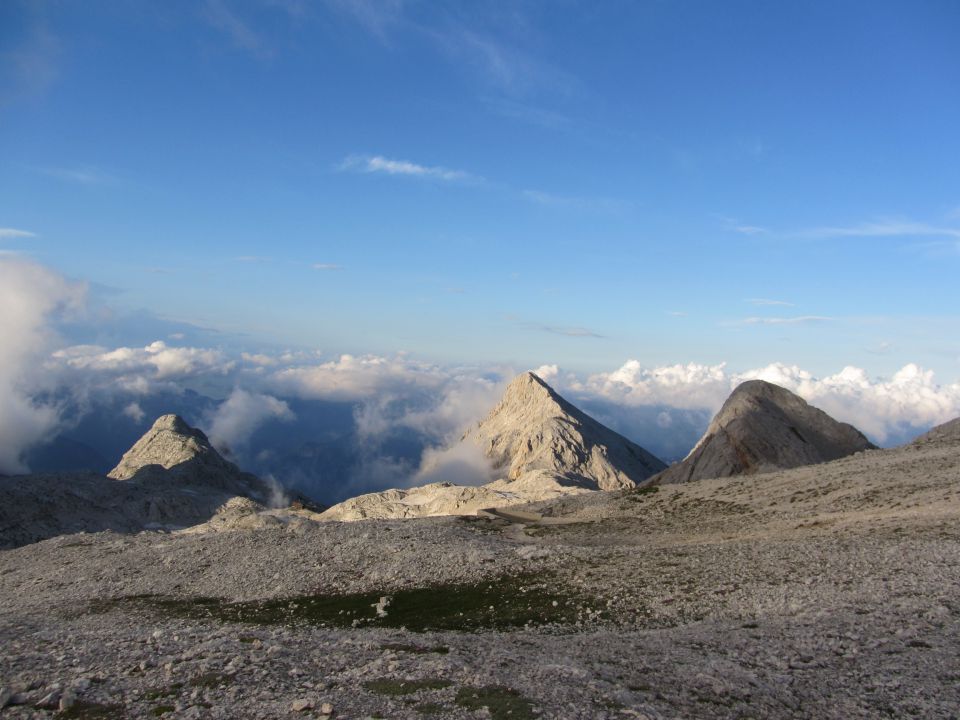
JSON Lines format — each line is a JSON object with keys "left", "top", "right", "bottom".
{"left": 653, "top": 379, "right": 875, "bottom": 485}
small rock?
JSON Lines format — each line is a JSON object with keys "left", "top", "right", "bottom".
{"left": 320, "top": 701, "right": 334, "bottom": 714}
{"left": 0, "top": 687, "right": 11, "bottom": 709}
{"left": 36, "top": 690, "right": 61, "bottom": 709}
{"left": 291, "top": 698, "right": 314, "bottom": 712}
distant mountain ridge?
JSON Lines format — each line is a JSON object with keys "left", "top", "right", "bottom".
{"left": 653, "top": 379, "right": 876, "bottom": 485}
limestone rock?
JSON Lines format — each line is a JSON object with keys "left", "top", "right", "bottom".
{"left": 463, "top": 372, "right": 666, "bottom": 490}
{"left": 653, "top": 380, "right": 875, "bottom": 485}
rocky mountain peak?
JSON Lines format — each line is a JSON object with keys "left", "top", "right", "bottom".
{"left": 462, "top": 371, "right": 666, "bottom": 491}
{"left": 654, "top": 379, "right": 875, "bottom": 484}
{"left": 108, "top": 414, "right": 230, "bottom": 481}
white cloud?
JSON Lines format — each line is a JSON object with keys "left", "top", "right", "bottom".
{"left": 522, "top": 190, "right": 624, "bottom": 213}
{"left": 339, "top": 154, "right": 477, "bottom": 183}
{"left": 241, "top": 352, "right": 278, "bottom": 366}
{"left": 413, "top": 441, "right": 495, "bottom": 487}
{"left": 272, "top": 353, "right": 449, "bottom": 401}
{"left": 0, "top": 228, "right": 36, "bottom": 239}
{"left": 742, "top": 316, "right": 831, "bottom": 325}
{"left": 801, "top": 219, "right": 960, "bottom": 240}
{"left": 49, "top": 340, "right": 234, "bottom": 397}
{"left": 123, "top": 402, "right": 145, "bottom": 423}
{"left": 312, "top": 263, "right": 343, "bottom": 270}
{"left": 746, "top": 298, "right": 794, "bottom": 307}
{"left": 532, "top": 364, "right": 559, "bottom": 383}
{"left": 561, "top": 359, "right": 960, "bottom": 444}
{"left": 734, "top": 225, "right": 767, "bottom": 235}
{"left": 0, "top": 257, "right": 86, "bottom": 472}
{"left": 38, "top": 166, "right": 114, "bottom": 185}
{"left": 207, "top": 388, "right": 294, "bottom": 454}
{"left": 203, "top": 0, "right": 267, "bottom": 56}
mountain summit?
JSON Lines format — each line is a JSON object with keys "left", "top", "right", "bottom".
{"left": 654, "top": 379, "right": 875, "bottom": 484}
{"left": 109, "top": 414, "right": 231, "bottom": 480}
{"left": 463, "top": 372, "right": 666, "bottom": 490}
{"left": 321, "top": 372, "right": 666, "bottom": 521}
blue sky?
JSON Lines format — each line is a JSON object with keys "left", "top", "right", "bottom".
{"left": 2, "top": 0, "right": 959, "bottom": 378}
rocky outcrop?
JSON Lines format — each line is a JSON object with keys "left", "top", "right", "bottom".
{"left": 320, "top": 372, "right": 665, "bottom": 521}
{"left": 654, "top": 380, "right": 875, "bottom": 485}
{"left": 0, "top": 415, "right": 273, "bottom": 549}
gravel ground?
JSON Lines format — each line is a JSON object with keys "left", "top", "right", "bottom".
{"left": 2, "top": 437, "right": 959, "bottom": 719}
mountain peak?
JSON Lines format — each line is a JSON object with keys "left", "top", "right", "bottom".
{"left": 150, "top": 413, "right": 197, "bottom": 436}
{"left": 655, "top": 380, "right": 875, "bottom": 484}
{"left": 463, "top": 372, "right": 666, "bottom": 490}
{"left": 108, "top": 414, "right": 228, "bottom": 481}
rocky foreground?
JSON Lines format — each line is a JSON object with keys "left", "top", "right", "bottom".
{"left": 1, "top": 419, "right": 958, "bottom": 718}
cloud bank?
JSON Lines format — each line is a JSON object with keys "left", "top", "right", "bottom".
{"left": 0, "top": 258, "right": 85, "bottom": 472}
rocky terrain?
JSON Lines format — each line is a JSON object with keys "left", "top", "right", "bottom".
{"left": 0, "top": 416, "right": 276, "bottom": 550}
{"left": 653, "top": 379, "right": 875, "bottom": 485}
{"left": 2, "top": 393, "right": 959, "bottom": 717}
{"left": 321, "top": 373, "right": 665, "bottom": 520}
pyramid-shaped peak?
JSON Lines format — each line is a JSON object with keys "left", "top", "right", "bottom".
{"left": 495, "top": 371, "right": 571, "bottom": 413}
{"left": 507, "top": 371, "right": 553, "bottom": 394}
{"left": 654, "top": 379, "right": 875, "bottom": 485}
{"left": 109, "top": 414, "right": 226, "bottom": 480}
{"left": 463, "top": 371, "right": 666, "bottom": 490}
{"left": 150, "top": 414, "right": 202, "bottom": 436}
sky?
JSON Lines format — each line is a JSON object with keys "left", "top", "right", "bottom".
{"left": 1, "top": 1, "right": 960, "bottom": 477}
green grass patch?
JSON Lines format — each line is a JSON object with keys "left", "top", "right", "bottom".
{"left": 364, "top": 678, "right": 453, "bottom": 696}
{"left": 93, "top": 574, "right": 591, "bottom": 633}
{"left": 381, "top": 642, "right": 450, "bottom": 654}
{"left": 455, "top": 685, "right": 536, "bottom": 720}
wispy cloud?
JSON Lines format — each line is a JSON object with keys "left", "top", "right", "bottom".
{"left": 745, "top": 298, "right": 795, "bottom": 307}
{"left": 800, "top": 219, "right": 960, "bottom": 240}
{"left": 540, "top": 325, "right": 604, "bottom": 338}
{"left": 717, "top": 216, "right": 767, "bottom": 235}
{"left": 742, "top": 316, "right": 831, "bottom": 325}
{"left": 202, "top": 0, "right": 269, "bottom": 57}
{"left": 38, "top": 166, "right": 114, "bottom": 185}
{"left": 666, "top": 311, "right": 687, "bottom": 317}
{"left": 523, "top": 190, "right": 626, "bottom": 213}
{"left": 312, "top": 263, "right": 343, "bottom": 271}
{"left": 483, "top": 97, "right": 575, "bottom": 131}
{"left": 340, "top": 154, "right": 479, "bottom": 183}
{"left": 0, "top": 23, "right": 60, "bottom": 105}
{"left": 325, "top": 0, "right": 403, "bottom": 39}
{"left": 0, "top": 228, "right": 36, "bottom": 239}
{"left": 234, "top": 255, "right": 270, "bottom": 263}
{"left": 734, "top": 225, "right": 767, "bottom": 235}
